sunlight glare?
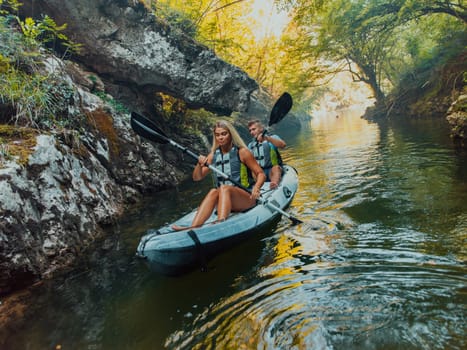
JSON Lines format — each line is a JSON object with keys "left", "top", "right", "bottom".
{"left": 250, "top": 0, "right": 289, "bottom": 40}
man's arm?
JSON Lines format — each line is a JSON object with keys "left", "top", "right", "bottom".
{"left": 264, "top": 134, "right": 286, "bottom": 149}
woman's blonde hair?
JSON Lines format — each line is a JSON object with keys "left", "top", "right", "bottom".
{"left": 211, "top": 119, "right": 247, "bottom": 153}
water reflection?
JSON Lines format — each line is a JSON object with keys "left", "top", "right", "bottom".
{"left": 165, "top": 109, "right": 466, "bottom": 350}
{"left": 3, "top": 108, "right": 467, "bottom": 350}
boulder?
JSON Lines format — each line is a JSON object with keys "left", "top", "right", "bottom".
{"left": 19, "top": 0, "right": 258, "bottom": 115}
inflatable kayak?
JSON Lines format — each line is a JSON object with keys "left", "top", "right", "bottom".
{"left": 136, "top": 164, "right": 299, "bottom": 274}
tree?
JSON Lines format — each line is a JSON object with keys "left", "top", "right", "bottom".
{"left": 276, "top": 0, "right": 466, "bottom": 104}
{"left": 298, "top": 0, "right": 400, "bottom": 102}
{"left": 155, "top": 0, "right": 322, "bottom": 101}
{"left": 276, "top": 0, "right": 467, "bottom": 23}
{"left": 375, "top": 0, "right": 467, "bottom": 24}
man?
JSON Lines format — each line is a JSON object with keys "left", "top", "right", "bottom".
{"left": 247, "top": 119, "right": 286, "bottom": 189}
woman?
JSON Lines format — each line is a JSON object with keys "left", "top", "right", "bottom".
{"left": 173, "top": 120, "right": 266, "bottom": 230}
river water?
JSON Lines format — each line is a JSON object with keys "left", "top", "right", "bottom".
{"left": 3, "top": 108, "right": 466, "bottom": 349}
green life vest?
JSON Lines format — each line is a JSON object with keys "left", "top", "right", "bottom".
{"left": 248, "top": 136, "right": 282, "bottom": 169}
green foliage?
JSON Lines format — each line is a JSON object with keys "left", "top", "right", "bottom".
{"left": 157, "top": 92, "right": 216, "bottom": 134}
{"left": 155, "top": 0, "right": 321, "bottom": 100}
{"left": 398, "top": 0, "right": 467, "bottom": 24}
{"left": 387, "top": 13, "right": 466, "bottom": 95}
{"left": 20, "top": 16, "right": 64, "bottom": 44}
{"left": 0, "top": 0, "right": 20, "bottom": 15}
{"left": 1, "top": 1, "right": 81, "bottom": 55}
{"left": 154, "top": 0, "right": 466, "bottom": 108}
{"left": 0, "top": 52, "right": 10, "bottom": 73}
{"left": 154, "top": 1, "right": 199, "bottom": 37}
{"left": 0, "top": 1, "right": 84, "bottom": 129}
{"left": 17, "top": 15, "right": 82, "bottom": 54}
{"left": 275, "top": 0, "right": 466, "bottom": 105}
{"left": 0, "top": 16, "right": 79, "bottom": 128}
{"left": 0, "top": 16, "right": 41, "bottom": 65}
{"left": 0, "top": 66, "right": 76, "bottom": 128}
{"left": 94, "top": 91, "right": 129, "bottom": 114}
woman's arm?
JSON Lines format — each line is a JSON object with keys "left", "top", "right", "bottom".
{"left": 192, "top": 153, "right": 212, "bottom": 181}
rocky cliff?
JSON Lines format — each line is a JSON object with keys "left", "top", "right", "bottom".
{"left": 19, "top": 0, "right": 258, "bottom": 116}
{"left": 1, "top": 0, "right": 259, "bottom": 296}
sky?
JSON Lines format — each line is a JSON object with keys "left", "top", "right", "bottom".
{"left": 250, "top": 0, "right": 289, "bottom": 39}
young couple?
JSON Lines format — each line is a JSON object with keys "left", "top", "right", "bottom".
{"left": 173, "top": 119, "right": 285, "bottom": 231}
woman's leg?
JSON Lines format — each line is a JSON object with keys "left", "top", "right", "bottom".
{"left": 172, "top": 189, "right": 218, "bottom": 230}
{"left": 191, "top": 188, "right": 219, "bottom": 226}
{"left": 217, "top": 185, "right": 256, "bottom": 220}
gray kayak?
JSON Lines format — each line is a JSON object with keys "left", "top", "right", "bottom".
{"left": 136, "top": 164, "right": 299, "bottom": 274}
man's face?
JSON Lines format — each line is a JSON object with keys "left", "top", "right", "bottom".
{"left": 248, "top": 123, "right": 262, "bottom": 137}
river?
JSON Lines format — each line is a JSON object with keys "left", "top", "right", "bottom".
{"left": 2, "top": 107, "right": 466, "bottom": 349}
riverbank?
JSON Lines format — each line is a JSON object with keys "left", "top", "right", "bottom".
{"left": 363, "top": 52, "right": 467, "bottom": 147}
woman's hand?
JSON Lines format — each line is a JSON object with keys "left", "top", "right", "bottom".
{"left": 198, "top": 155, "right": 208, "bottom": 166}
{"left": 193, "top": 154, "right": 211, "bottom": 181}
{"left": 250, "top": 186, "right": 261, "bottom": 200}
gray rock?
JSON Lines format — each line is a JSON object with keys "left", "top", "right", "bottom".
{"left": 1, "top": 0, "right": 264, "bottom": 296}
{"left": 19, "top": 0, "right": 258, "bottom": 115}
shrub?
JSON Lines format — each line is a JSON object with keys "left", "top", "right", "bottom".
{"left": 0, "top": 10, "right": 80, "bottom": 128}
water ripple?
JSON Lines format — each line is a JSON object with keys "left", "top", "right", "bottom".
{"left": 165, "top": 250, "right": 465, "bottom": 350}
{"left": 165, "top": 115, "right": 466, "bottom": 350}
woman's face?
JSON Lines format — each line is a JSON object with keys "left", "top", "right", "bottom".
{"left": 214, "top": 127, "right": 231, "bottom": 147}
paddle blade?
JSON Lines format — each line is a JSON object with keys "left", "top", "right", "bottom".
{"left": 290, "top": 217, "right": 303, "bottom": 226}
{"left": 269, "top": 92, "right": 293, "bottom": 127}
{"left": 131, "top": 111, "right": 169, "bottom": 144}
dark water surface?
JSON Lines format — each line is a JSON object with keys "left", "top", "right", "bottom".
{"left": 3, "top": 108, "right": 466, "bottom": 349}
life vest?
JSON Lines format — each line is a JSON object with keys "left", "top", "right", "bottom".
{"left": 213, "top": 146, "right": 252, "bottom": 188}
{"left": 248, "top": 136, "right": 282, "bottom": 169}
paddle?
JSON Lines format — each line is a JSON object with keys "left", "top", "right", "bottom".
{"left": 269, "top": 92, "right": 293, "bottom": 127}
{"left": 130, "top": 107, "right": 302, "bottom": 225}
{"left": 260, "top": 92, "right": 293, "bottom": 139}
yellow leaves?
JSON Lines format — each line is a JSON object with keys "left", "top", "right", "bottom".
{"left": 156, "top": 1, "right": 310, "bottom": 97}
{"left": 13, "top": 14, "right": 81, "bottom": 53}
{"left": 0, "top": 0, "right": 21, "bottom": 15}
{"left": 0, "top": 53, "right": 10, "bottom": 73}
{"left": 19, "top": 17, "right": 40, "bottom": 40}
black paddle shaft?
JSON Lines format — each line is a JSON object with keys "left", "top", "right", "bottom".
{"left": 130, "top": 113, "right": 243, "bottom": 186}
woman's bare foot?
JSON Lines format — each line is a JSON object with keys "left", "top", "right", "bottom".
{"left": 210, "top": 218, "right": 226, "bottom": 225}
{"left": 171, "top": 224, "right": 189, "bottom": 231}
{"left": 172, "top": 223, "right": 206, "bottom": 231}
